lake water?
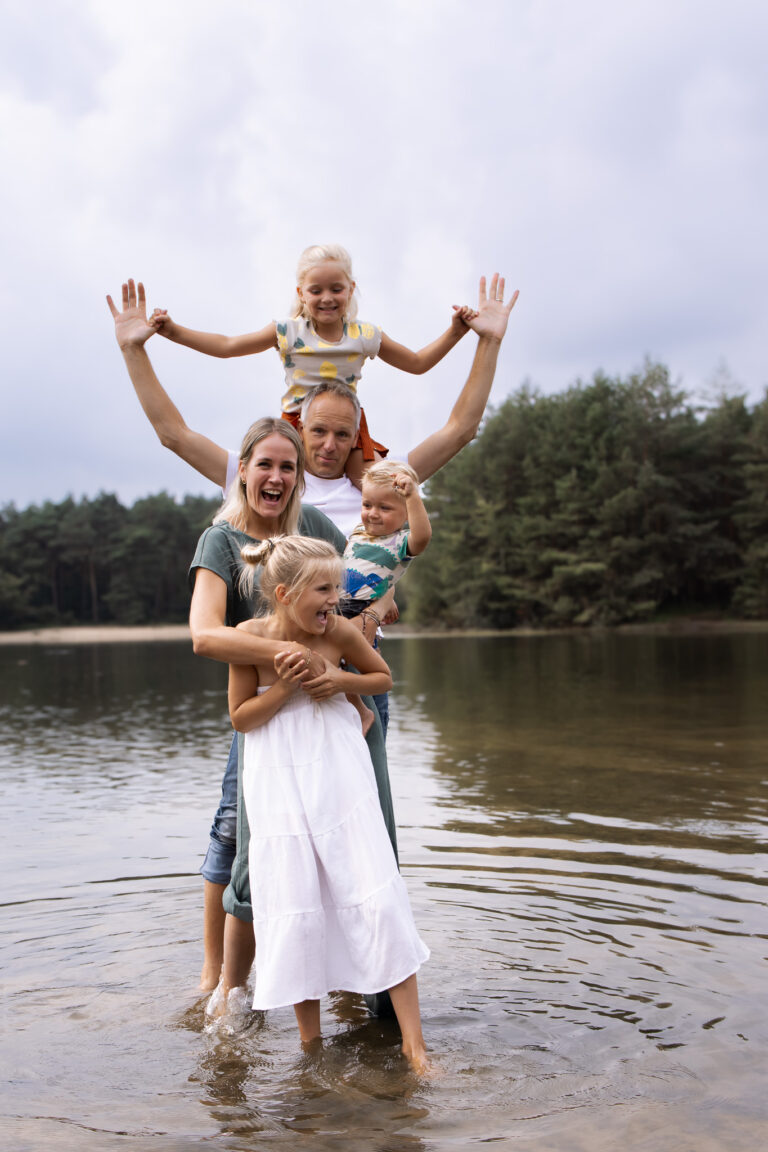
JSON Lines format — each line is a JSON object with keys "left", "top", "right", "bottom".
{"left": 1, "top": 631, "right": 766, "bottom": 1151}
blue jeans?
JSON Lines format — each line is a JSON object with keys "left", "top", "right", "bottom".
{"left": 372, "top": 692, "right": 389, "bottom": 739}
{"left": 199, "top": 732, "right": 238, "bottom": 885}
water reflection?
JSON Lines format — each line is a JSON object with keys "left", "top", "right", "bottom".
{"left": 1, "top": 634, "right": 767, "bottom": 1150}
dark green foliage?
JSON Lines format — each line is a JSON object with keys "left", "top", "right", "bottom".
{"left": 407, "top": 363, "right": 768, "bottom": 628}
{"left": 732, "top": 395, "right": 768, "bottom": 617}
{"left": 0, "top": 492, "right": 220, "bottom": 630}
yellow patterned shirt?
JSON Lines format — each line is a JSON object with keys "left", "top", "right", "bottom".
{"left": 275, "top": 316, "right": 383, "bottom": 414}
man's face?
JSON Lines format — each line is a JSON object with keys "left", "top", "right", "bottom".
{"left": 299, "top": 395, "right": 358, "bottom": 479}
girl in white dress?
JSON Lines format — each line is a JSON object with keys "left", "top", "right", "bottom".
{"left": 228, "top": 535, "right": 430, "bottom": 1070}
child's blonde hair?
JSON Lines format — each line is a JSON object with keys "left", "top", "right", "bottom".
{"left": 291, "top": 243, "right": 359, "bottom": 321}
{"left": 240, "top": 535, "right": 343, "bottom": 609}
{"left": 363, "top": 460, "right": 419, "bottom": 491}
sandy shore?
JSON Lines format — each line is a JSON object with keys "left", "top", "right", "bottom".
{"left": 0, "top": 624, "right": 193, "bottom": 646}
{"left": 1, "top": 618, "right": 767, "bottom": 646}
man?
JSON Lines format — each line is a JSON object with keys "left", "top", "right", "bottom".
{"left": 108, "top": 275, "right": 516, "bottom": 509}
{"left": 108, "top": 274, "right": 518, "bottom": 998}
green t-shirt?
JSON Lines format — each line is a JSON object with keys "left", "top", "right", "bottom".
{"left": 188, "top": 505, "right": 346, "bottom": 625}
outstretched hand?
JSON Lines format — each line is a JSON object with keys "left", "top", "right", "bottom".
{"left": 148, "top": 307, "right": 172, "bottom": 335}
{"left": 464, "top": 274, "right": 519, "bottom": 342}
{"left": 106, "top": 279, "right": 155, "bottom": 351}
{"left": 450, "top": 303, "right": 479, "bottom": 335}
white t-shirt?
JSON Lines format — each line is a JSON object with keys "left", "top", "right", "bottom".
{"left": 225, "top": 448, "right": 410, "bottom": 538}
{"left": 301, "top": 472, "right": 365, "bottom": 538}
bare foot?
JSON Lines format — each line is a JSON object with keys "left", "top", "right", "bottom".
{"left": 403, "top": 1045, "right": 439, "bottom": 1077}
{"left": 361, "top": 705, "right": 376, "bottom": 737}
{"left": 205, "top": 977, "right": 249, "bottom": 1019}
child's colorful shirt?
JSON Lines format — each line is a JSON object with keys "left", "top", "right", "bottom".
{"left": 343, "top": 525, "right": 411, "bottom": 604}
{"left": 275, "top": 316, "right": 382, "bottom": 414}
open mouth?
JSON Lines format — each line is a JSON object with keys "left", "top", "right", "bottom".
{"left": 260, "top": 487, "right": 283, "bottom": 506}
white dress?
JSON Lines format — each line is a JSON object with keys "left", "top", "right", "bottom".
{"left": 243, "top": 689, "right": 429, "bottom": 1010}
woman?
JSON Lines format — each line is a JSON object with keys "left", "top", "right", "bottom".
{"left": 187, "top": 418, "right": 396, "bottom": 999}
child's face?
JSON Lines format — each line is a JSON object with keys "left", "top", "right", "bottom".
{"left": 297, "top": 261, "right": 354, "bottom": 329}
{"left": 361, "top": 482, "right": 407, "bottom": 537}
{"left": 290, "top": 564, "right": 342, "bottom": 635}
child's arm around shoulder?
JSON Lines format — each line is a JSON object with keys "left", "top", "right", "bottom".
{"left": 149, "top": 308, "right": 277, "bottom": 359}
{"left": 377, "top": 304, "right": 478, "bottom": 375}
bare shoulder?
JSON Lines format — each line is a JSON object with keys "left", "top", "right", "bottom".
{"left": 236, "top": 617, "right": 269, "bottom": 636}
{"left": 326, "top": 613, "right": 362, "bottom": 647}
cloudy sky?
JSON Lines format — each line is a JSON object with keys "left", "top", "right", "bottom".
{"left": 2, "top": 0, "right": 766, "bottom": 508}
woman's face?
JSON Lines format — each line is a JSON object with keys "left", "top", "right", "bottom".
{"left": 239, "top": 432, "right": 299, "bottom": 532}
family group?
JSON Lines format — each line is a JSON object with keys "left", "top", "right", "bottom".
{"left": 108, "top": 245, "right": 518, "bottom": 1073}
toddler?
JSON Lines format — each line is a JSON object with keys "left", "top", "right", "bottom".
{"left": 341, "top": 460, "right": 431, "bottom": 732}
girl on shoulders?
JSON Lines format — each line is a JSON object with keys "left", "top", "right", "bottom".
{"left": 148, "top": 244, "right": 476, "bottom": 488}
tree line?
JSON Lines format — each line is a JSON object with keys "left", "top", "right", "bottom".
{"left": 2, "top": 361, "right": 767, "bottom": 632}
{"left": 407, "top": 361, "right": 768, "bottom": 627}
{"left": 0, "top": 492, "right": 219, "bottom": 630}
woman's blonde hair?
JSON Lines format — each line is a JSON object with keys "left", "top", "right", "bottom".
{"left": 290, "top": 243, "right": 359, "bottom": 321}
{"left": 240, "top": 535, "right": 343, "bottom": 608}
{"left": 214, "top": 418, "right": 305, "bottom": 535}
{"left": 362, "top": 459, "right": 419, "bottom": 490}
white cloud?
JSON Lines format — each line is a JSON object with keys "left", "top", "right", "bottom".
{"left": 1, "top": 0, "right": 767, "bottom": 507}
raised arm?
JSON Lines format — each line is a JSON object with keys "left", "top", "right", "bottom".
{"left": 407, "top": 274, "right": 519, "bottom": 483}
{"left": 149, "top": 309, "right": 278, "bottom": 359}
{"left": 377, "top": 306, "right": 476, "bottom": 375}
{"left": 396, "top": 473, "right": 431, "bottom": 555}
{"left": 106, "top": 279, "right": 229, "bottom": 488}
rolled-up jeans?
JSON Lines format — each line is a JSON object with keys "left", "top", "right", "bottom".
{"left": 199, "top": 732, "right": 238, "bottom": 885}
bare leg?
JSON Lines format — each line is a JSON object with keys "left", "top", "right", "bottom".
{"left": 388, "top": 973, "right": 430, "bottom": 1073}
{"left": 294, "top": 999, "right": 322, "bottom": 1045}
{"left": 208, "top": 913, "right": 255, "bottom": 1016}
{"left": 200, "top": 879, "right": 226, "bottom": 990}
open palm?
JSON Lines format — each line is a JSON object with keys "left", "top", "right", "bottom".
{"left": 106, "top": 279, "right": 154, "bottom": 350}
{"left": 467, "top": 274, "right": 519, "bottom": 342}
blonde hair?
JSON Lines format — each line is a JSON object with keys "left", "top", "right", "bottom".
{"left": 239, "top": 535, "right": 343, "bottom": 609}
{"left": 290, "top": 243, "right": 359, "bottom": 322}
{"left": 362, "top": 459, "right": 419, "bottom": 490}
{"left": 214, "top": 418, "right": 305, "bottom": 535}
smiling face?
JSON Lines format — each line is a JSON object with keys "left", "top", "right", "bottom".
{"left": 283, "top": 561, "right": 342, "bottom": 636}
{"left": 360, "top": 481, "right": 407, "bottom": 537}
{"left": 238, "top": 432, "right": 299, "bottom": 536}
{"left": 299, "top": 393, "right": 358, "bottom": 479}
{"left": 296, "top": 260, "right": 355, "bottom": 338}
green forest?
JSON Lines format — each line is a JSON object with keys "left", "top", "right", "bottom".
{"left": 2, "top": 362, "right": 767, "bottom": 632}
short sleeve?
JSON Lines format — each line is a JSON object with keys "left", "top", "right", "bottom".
{"left": 224, "top": 450, "right": 239, "bottom": 497}
{"left": 188, "top": 523, "right": 257, "bottom": 625}
{"left": 347, "top": 320, "right": 382, "bottom": 360}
